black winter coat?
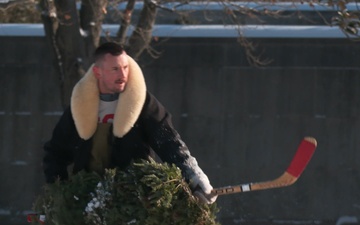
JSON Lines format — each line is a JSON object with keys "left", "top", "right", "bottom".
{"left": 43, "top": 92, "right": 198, "bottom": 183}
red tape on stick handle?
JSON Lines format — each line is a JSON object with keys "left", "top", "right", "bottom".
{"left": 286, "top": 137, "right": 317, "bottom": 178}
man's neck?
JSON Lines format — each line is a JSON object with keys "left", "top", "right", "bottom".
{"left": 100, "top": 93, "right": 119, "bottom": 102}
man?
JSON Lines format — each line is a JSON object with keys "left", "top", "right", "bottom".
{"left": 43, "top": 42, "right": 217, "bottom": 204}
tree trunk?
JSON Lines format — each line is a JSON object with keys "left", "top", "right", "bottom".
{"left": 126, "top": 0, "right": 157, "bottom": 59}
{"left": 40, "top": 0, "right": 106, "bottom": 108}
{"left": 117, "top": 0, "right": 136, "bottom": 46}
{"left": 79, "top": 0, "right": 107, "bottom": 67}
{"left": 39, "top": 0, "right": 84, "bottom": 107}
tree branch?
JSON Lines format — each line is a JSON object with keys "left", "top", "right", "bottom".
{"left": 126, "top": 0, "right": 157, "bottom": 59}
{"left": 117, "top": 0, "right": 136, "bottom": 45}
{"left": 0, "top": 0, "right": 32, "bottom": 11}
{"left": 79, "top": 0, "right": 107, "bottom": 67}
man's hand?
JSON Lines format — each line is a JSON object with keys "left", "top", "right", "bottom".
{"left": 193, "top": 187, "right": 218, "bottom": 204}
{"left": 189, "top": 174, "right": 218, "bottom": 204}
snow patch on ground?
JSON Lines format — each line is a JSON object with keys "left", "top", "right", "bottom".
{"left": 273, "top": 220, "right": 322, "bottom": 224}
{"left": 0, "top": 209, "right": 11, "bottom": 215}
{"left": 11, "top": 160, "right": 28, "bottom": 166}
{"left": 336, "top": 216, "right": 358, "bottom": 225}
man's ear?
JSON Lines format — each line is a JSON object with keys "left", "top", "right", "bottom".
{"left": 92, "top": 66, "right": 101, "bottom": 79}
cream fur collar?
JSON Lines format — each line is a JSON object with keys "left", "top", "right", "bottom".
{"left": 70, "top": 56, "right": 146, "bottom": 140}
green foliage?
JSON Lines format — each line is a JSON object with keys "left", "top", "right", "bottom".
{"left": 33, "top": 159, "right": 221, "bottom": 225}
{"left": 33, "top": 170, "right": 101, "bottom": 225}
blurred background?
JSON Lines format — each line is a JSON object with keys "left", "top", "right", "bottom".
{"left": 1, "top": 1, "right": 360, "bottom": 224}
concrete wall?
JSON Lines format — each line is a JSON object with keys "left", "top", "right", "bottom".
{"left": 1, "top": 36, "right": 360, "bottom": 225}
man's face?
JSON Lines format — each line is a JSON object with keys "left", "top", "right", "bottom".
{"left": 93, "top": 52, "right": 129, "bottom": 94}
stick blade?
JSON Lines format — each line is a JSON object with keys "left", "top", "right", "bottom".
{"left": 286, "top": 137, "right": 317, "bottom": 178}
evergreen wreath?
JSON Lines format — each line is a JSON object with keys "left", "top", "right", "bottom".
{"left": 33, "top": 159, "right": 221, "bottom": 225}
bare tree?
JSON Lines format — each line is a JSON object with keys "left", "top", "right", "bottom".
{"left": 39, "top": 0, "right": 106, "bottom": 107}
{"left": 37, "top": 0, "right": 160, "bottom": 107}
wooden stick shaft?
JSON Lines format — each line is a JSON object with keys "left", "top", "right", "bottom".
{"left": 212, "top": 137, "right": 317, "bottom": 196}
{"left": 212, "top": 172, "right": 297, "bottom": 195}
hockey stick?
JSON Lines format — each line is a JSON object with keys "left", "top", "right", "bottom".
{"left": 212, "top": 137, "right": 317, "bottom": 196}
